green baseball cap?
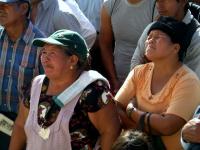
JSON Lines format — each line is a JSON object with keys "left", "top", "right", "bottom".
{"left": 33, "top": 29, "right": 89, "bottom": 61}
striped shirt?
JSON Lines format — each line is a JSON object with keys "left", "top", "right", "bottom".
{"left": 0, "top": 21, "right": 44, "bottom": 113}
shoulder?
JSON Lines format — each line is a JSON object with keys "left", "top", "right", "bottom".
{"left": 26, "top": 20, "right": 46, "bottom": 39}
{"left": 103, "top": 0, "right": 121, "bottom": 15}
{"left": 169, "top": 65, "right": 200, "bottom": 94}
{"left": 23, "top": 75, "right": 46, "bottom": 109}
{"left": 177, "top": 65, "right": 200, "bottom": 83}
{"left": 134, "top": 63, "right": 153, "bottom": 76}
{"left": 32, "top": 26, "right": 46, "bottom": 38}
{"left": 79, "top": 79, "right": 113, "bottom": 112}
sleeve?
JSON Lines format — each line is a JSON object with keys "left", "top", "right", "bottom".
{"left": 79, "top": 79, "right": 114, "bottom": 112}
{"left": 166, "top": 75, "right": 200, "bottom": 121}
{"left": 115, "top": 68, "right": 137, "bottom": 107}
{"left": 53, "top": 9, "right": 82, "bottom": 37}
{"left": 103, "top": 0, "right": 117, "bottom": 16}
{"left": 54, "top": 1, "right": 96, "bottom": 49}
{"left": 103, "top": 0, "right": 111, "bottom": 16}
{"left": 181, "top": 133, "right": 190, "bottom": 150}
{"left": 79, "top": 21, "right": 96, "bottom": 49}
{"left": 183, "top": 27, "right": 200, "bottom": 79}
{"left": 68, "top": 0, "right": 97, "bottom": 48}
{"left": 130, "top": 23, "right": 153, "bottom": 70}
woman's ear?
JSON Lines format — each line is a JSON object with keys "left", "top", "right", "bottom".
{"left": 69, "top": 55, "right": 79, "bottom": 67}
{"left": 173, "top": 43, "right": 181, "bottom": 54}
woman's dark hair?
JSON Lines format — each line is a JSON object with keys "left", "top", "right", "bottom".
{"left": 112, "top": 130, "right": 154, "bottom": 150}
{"left": 62, "top": 46, "right": 90, "bottom": 71}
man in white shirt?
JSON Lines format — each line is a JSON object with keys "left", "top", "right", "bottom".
{"left": 31, "top": 0, "right": 96, "bottom": 49}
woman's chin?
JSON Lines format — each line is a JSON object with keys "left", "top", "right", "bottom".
{"left": 44, "top": 69, "right": 54, "bottom": 77}
{"left": 145, "top": 53, "right": 153, "bottom": 62}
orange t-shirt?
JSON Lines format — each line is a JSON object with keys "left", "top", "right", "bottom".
{"left": 116, "top": 63, "right": 200, "bottom": 150}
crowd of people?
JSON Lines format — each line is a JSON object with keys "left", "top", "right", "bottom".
{"left": 0, "top": 0, "right": 200, "bottom": 150}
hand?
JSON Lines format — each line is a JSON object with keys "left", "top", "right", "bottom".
{"left": 117, "top": 105, "right": 137, "bottom": 130}
{"left": 182, "top": 118, "right": 200, "bottom": 143}
{"left": 126, "top": 102, "right": 136, "bottom": 119}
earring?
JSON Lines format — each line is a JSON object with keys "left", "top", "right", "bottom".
{"left": 70, "top": 66, "right": 73, "bottom": 70}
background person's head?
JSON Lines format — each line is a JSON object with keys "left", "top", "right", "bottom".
{"left": 112, "top": 130, "right": 153, "bottom": 150}
{"left": 30, "top": 0, "right": 42, "bottom": 5}
{"left": 0, "top": 0, "right": 30, "bottom": 27}
{"left": 33, "top": 29, "right": 90, "bottom": 79}
{"left": 145, "top": 16, "right": 187, "bottom": 62}
{"left": 156, "top": 0, "right": 188, "bottom": 21}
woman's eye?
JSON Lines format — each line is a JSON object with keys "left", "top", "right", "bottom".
{"left": 41, "top": 51, "right": 47, "bottom": 55}
{"left": 49, "top": 52, "right": 56, "bottom": 56}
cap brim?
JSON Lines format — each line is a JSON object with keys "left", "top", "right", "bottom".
{"left": 33, "top": 37, "right": 66, "bottom": 47}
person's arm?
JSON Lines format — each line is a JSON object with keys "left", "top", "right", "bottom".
{"left": 115, "top": 69, "right": 136, "bottom": 108}
{"left": 129, "top": 75, "right": 200, "bottom": 136}
{"left": 115, "top": 69, "right": 137, "bottom": 129}
{"left": 82, "top": 79, "right": 121, "bottom": 150}
{"left": 9, "top": 101, "right": 29, "bottom": 150}
{"left": 116, "top": 100, "right": 137, "bottom": 130}
{"left": 128, "top": 106, "right": 186, "bottom": 135}
{"left": 130, "top": 23, "right": 153, "bottom": 70}
{"left": 182, "top": 118, "right": 200, "bottom": 143}
{"left": 88, "top": 101, "right": 121, "bottom": 150}
{"left": 99, "top": 6, "right": 120, "bottom": 92}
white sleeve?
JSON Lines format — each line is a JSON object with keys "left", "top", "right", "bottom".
{"left": 181, "top": 105, "right": 200, "bottom": 150}
{"left": 54, "top": 0, "right": 96, "bottom": 49}
{"left": 180, "top": 133, "right": 190, "bottom": 150}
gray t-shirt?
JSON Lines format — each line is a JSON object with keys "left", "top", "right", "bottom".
{"left": 104, "top": 0, "right": 156, "bottom": 84}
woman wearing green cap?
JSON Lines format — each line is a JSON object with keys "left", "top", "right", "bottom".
{"left": 9, "top": 29, "right": 121, "bottom": 150}
{"left": 115, "top": 16, "right": 200, "bottom": 150}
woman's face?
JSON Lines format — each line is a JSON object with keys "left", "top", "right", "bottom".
{"left": 145, "top": 30, "right": 177, "bottom": 61}
{"left": 40, "top": 44, "right": 71, "bottom": 79}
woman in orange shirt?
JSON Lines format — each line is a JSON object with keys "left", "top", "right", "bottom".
{"left": 115, "top": 16, "right": 200, "bottom": 150}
